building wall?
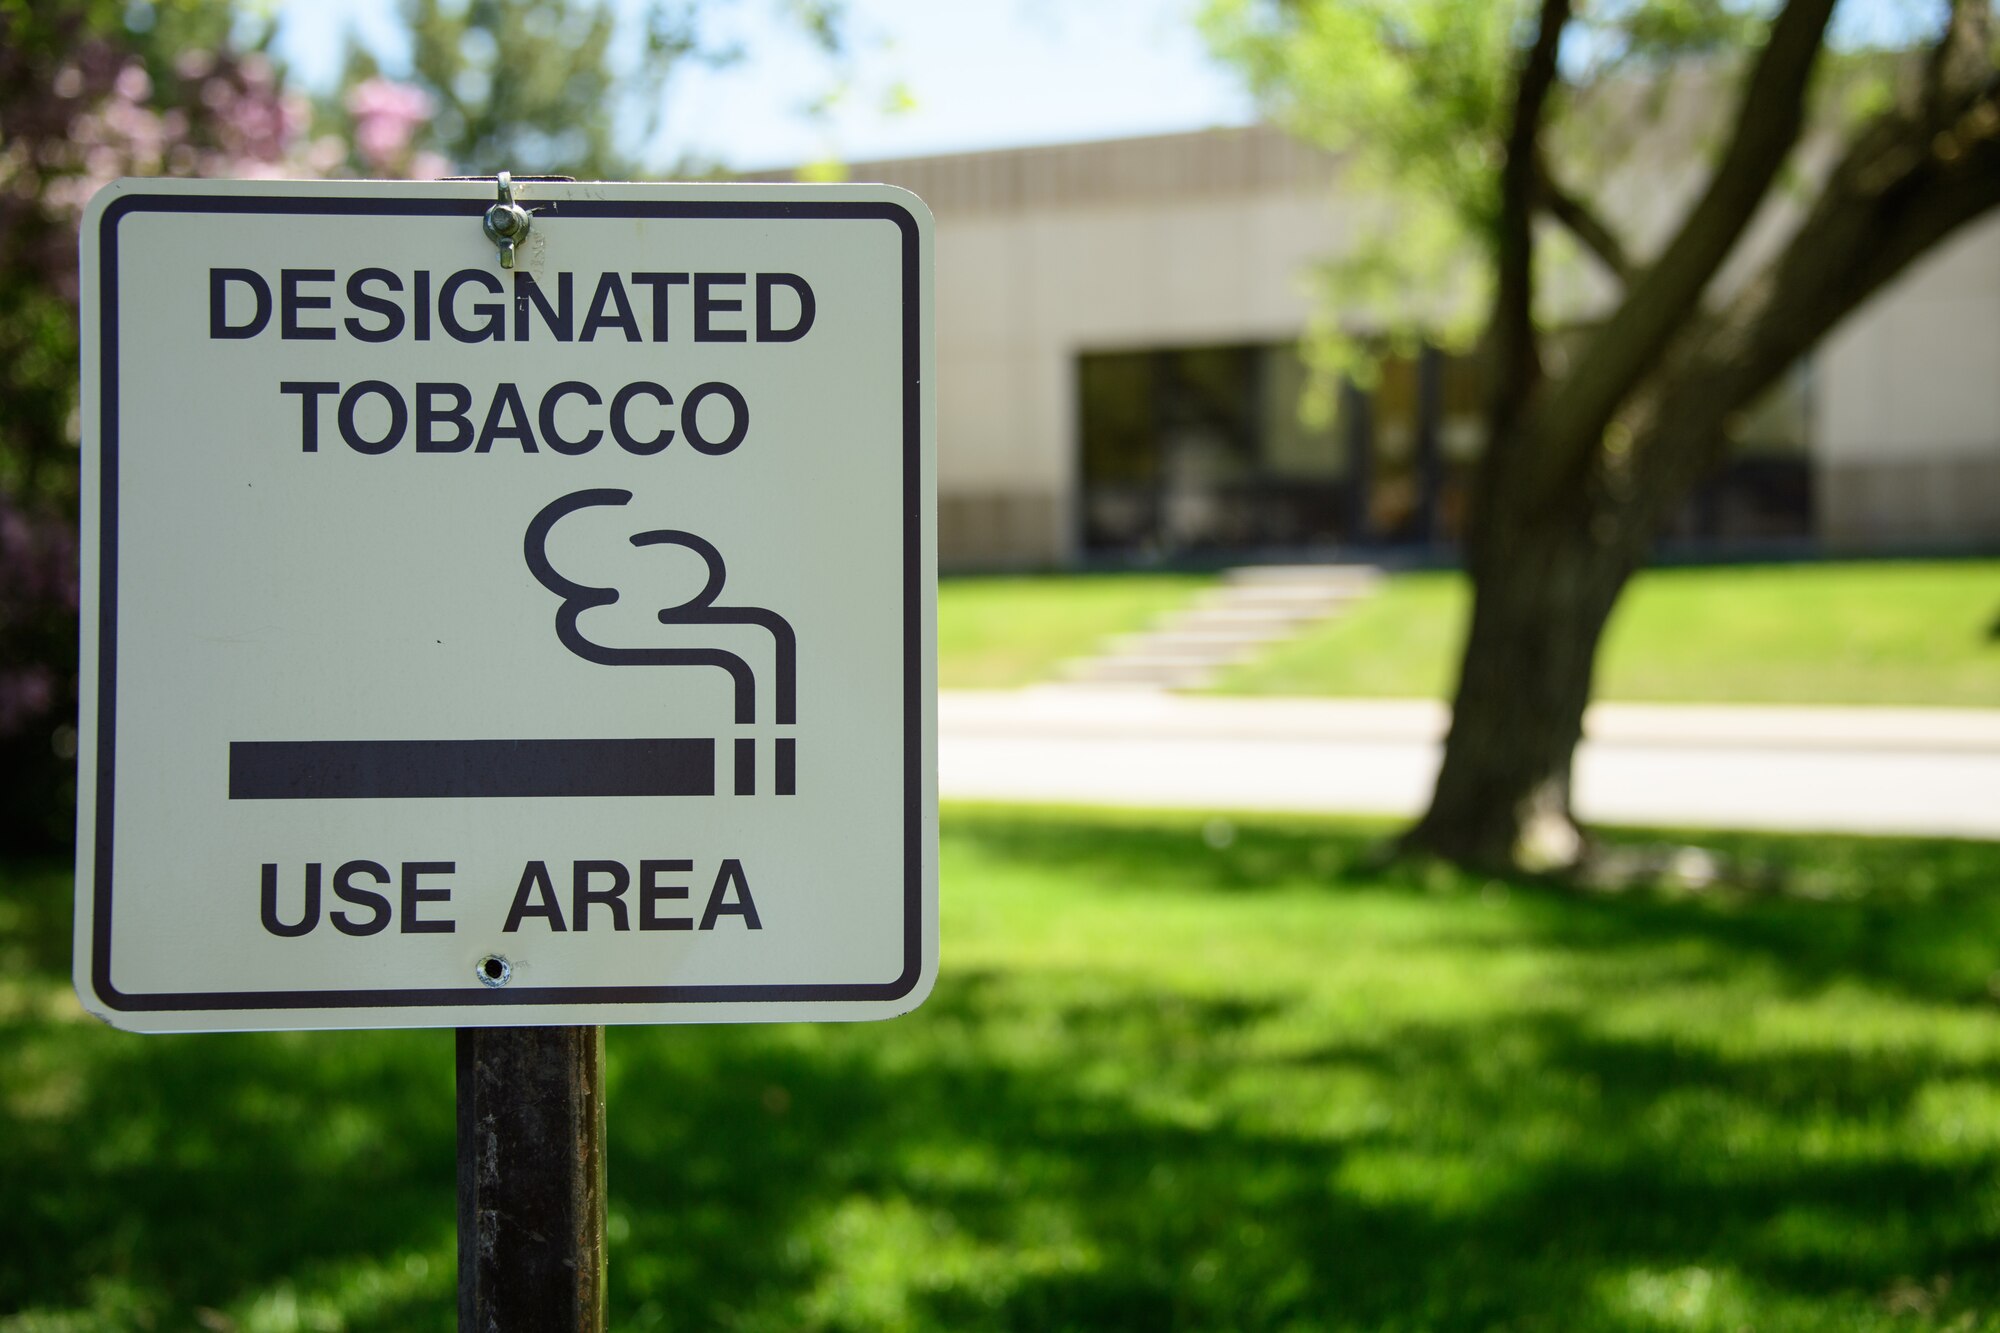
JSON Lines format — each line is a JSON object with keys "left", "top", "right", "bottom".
{"left": 762, "top": 123, "right": 2000, "bottom": 564}
{"left": 1816, "top": 213, "right": 2000, "bottom": 548}
{"left": 827, "top": 127, "right": 1352, "bottom": 567}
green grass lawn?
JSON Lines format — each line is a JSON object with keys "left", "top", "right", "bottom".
{"left": 1221, "top": 559, "right": 2000, "bottom": 706}
{"left": 8, "top": 811, "right": 2000, "bottom": 1330}
{"left": 937, "top": 573, "right": 1210, "bottom": 689}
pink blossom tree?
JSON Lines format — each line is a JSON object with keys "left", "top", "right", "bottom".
{"left": 0, "top": 4, "right": 372, "bottom": 847}
{"left": 345, "top": 75, "right": 453, "bottom": 180}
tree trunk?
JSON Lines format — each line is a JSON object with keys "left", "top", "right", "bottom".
{"left": 1402, "top": 493, "right": 1636, "bottom": 871}
{"left": 1395, "top": 2, "right": 1999, "bottom": 877}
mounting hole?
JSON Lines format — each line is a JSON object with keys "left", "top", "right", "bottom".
{"left": 476, "top": 954, "right": 512, "bottom": 988}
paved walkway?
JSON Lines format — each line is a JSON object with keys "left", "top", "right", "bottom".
{"left": 938, "top": 690, "right": 2000, "bottom": 839}
{"left": 1059, "top": 565, "right": 1380, "bottom": 690}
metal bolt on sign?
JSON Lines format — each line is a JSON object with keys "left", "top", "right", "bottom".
{"left": 482, "top": 171, "right": 532, "bottom": 268}
{"left": 463, "top": 173, "right": 599, "bottom": 1331}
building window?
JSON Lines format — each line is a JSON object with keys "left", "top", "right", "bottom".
{"left": 1078, "top": 342, "right": 1349, "bottom": 556}
{"left": 1077, "top": 338, "right": 1814, "bottom": 559}
{"left": 1668, "top": 359, "right": 1815, "bottom": 544}
{"left": 1077, "top": 340, "right": 1485, "bottom": 557}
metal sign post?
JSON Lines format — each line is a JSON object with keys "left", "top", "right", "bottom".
{"left": 449, "top": 179, "right": 608, "bottom": 1333}
{"left": 458, "top": 1025, "right": 606, "bottom": 1330}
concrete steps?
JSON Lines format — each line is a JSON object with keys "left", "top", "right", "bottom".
{"left": 1060, "top": 564, "right": 1381, "bottom": 691}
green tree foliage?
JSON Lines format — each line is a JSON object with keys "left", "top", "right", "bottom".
{"left": 338, "top": 0, "right": 847, "bottom": 178}
{"left": 1204, "top": 0, "right": 1847, "bottom": 365}
{"left": 1205, "top": 1, "right": 1521, "bottom": 384}
{"left": 350, "top": 0, "right": 640, "bottom": 177}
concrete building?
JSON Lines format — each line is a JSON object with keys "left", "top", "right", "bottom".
{"left": 772, "top": 124, "right": 2000, "bottom": 569}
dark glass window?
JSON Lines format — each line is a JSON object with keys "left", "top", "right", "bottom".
{"left": 1072, "top": 339, "right": 1818, "bottom": 557}
{"left": 1670, "top": 360, "right": 1814, "bottom": 543}
{"left": 1078, "top": 343, "right": 1348, "bottom": 556}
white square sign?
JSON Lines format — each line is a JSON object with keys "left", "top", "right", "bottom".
{"left": 76, "top": 178, "right": 937, "bottom": 1032}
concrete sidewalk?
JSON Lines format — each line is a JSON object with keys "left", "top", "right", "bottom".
{"left": 938, "top": 690, "right": 2000, "bottom": 839}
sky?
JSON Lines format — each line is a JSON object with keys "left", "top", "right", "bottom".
{"left": 267, "top": 0, "right": 1941, "bottom": 172}
{"left": 270, "top": 0, "right": 1260, "bottom": 172}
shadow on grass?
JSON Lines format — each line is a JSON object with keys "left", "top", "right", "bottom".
{"left": 597, "top": 981, "right": 2000, "bottom": 1332}
{"left": 951, "top": 807, "right": 2000, "bottom": 1006}
{"left": 5, "top": 812, "right": 2000, "bottom": 1330}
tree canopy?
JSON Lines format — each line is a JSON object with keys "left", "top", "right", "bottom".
{"left": 331, "top": 0, "right": 847, "bottom": 179}
{"left": 1206, "top": 0, "right": 2000, "bottom": 870}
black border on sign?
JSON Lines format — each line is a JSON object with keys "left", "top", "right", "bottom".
{"left": 89, "top": 191, "right": 926, "bottom": 1014}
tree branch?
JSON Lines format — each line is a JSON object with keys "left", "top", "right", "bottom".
{"left": 1487, "top": 0, "right": 1573, "bottom": 445}
{"left": 1516, "top": 0, "right": 1839, "bottom": 506}
{"left": 1930, "top": 0, "right": 1994, "bottom": 112}
{"left": 1537, "top": 161, "right": 1631, "bottom": 283}
{"left": 1631, "top": 72, "right": 2000, "bottom": 524}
